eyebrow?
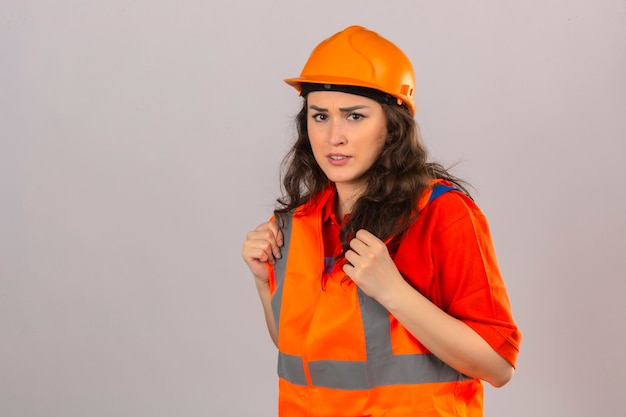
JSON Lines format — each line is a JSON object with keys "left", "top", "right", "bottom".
{"left": 308, "top": 104, "right": 370, "bottom": 112}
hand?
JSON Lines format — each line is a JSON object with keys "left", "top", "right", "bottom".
{"left": 343, "top": 229, "right": 404, "bottom": 301}
{"left": 242, "top": 221, "right": 283, "bottom": 286}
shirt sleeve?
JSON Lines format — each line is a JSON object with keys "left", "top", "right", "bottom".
{"left": 429, "top": 192, "right": 522, "bottom": 367}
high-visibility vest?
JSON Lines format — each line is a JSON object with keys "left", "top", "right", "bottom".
{"left": 269, "top": 184, "right": 503, "bottom": 416}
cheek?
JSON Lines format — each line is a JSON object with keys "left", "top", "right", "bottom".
{"left": 307, "top": 136, "right": 326, "bottom": 164}
{"left": 373, "top": 135, "right": 387, "bottom": 156}
{"left": 307, "top": 136, "right": 322, "bottom": 157}
{"left": 307, "top": 125, "right": 322, "bottom": 146}
{"left": 308, "top": 127, "right": 330, "bottom": 158}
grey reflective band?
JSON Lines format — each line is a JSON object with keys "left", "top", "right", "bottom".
{"left": 280, "top": 351, "right": 469, "bottom": 389}
{"left": 272, "top": 212, "right": 471, "bottom": 389}
{"left": 278, "top": 352, "right": 308, "bottom": 386}
{"left": 270, "top": 212, "right": 293, "bottom": 340}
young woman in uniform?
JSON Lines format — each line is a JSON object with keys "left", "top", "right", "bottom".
{"left": 242, "top": 25, "right": 521, "bottom": 417}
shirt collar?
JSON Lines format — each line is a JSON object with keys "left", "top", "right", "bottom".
{"left": 322, "top": 185, "right": 337, "bottom": 224}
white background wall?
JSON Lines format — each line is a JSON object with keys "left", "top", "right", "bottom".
{"left": 2, "top": 1, "right": 625, "bottom": 416}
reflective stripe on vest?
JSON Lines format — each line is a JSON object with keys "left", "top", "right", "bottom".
{"left": 271, "top": 191, "right": 471, "bottom": 390}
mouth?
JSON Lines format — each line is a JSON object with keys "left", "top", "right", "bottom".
{"left": 326, "top": 154, "right": 351, "bottom": 166}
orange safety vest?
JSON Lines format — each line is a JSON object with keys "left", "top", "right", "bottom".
{"left": 269, "top": 185, "right": 489, "bottom": 416}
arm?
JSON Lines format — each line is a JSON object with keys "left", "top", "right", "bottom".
{"left": 344, "top": 229, "right": 514, "bottom": 387}
{"left": 377, "top": 274, "right": 513, "bottom": 387}
{"left": 254, "top": 278, "right": 278, "bottom": 347}
{"left": 242, "top": 221, "right": 282, "bottom": 347}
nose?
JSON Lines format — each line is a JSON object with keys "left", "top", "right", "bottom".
{"left": 327, "top": 119, "right": 346, "bottom": 146}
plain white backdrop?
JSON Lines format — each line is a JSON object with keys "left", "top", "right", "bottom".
{"left": 2, "top": 1, "right": 625, "bottom": 416}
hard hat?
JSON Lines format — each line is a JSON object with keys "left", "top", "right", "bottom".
{"left": 284, "top": 25, "right": 417, "bottom": 115}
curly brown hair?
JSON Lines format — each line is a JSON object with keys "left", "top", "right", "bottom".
{"left": 275, "top": 98, "right": 469, "bottom": 256}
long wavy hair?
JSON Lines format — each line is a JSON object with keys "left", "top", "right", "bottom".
{"left": 275, "top": 97, "right": 470, "bottom": 257}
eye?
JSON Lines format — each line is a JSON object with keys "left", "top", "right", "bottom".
{"left": 311, "top": 113, "right": 327, "bottom": 122}
{"left": 348, "top": 113, "right": 365, "bottom": 121}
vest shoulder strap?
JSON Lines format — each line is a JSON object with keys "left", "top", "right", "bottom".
{"left": 428, "top": 183, "right": 457, "bottom": 203}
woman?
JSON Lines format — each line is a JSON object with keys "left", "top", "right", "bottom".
{"left": 242, "top": 25, "right": 521, "bottom": 417}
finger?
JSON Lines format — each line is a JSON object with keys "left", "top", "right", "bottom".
{"left": 263, "top": 222, "right": 283, "bottom": 259}
{"left": 342, "top": 261, "right": 355, "bottom": 278}
{"left": 254, "top": 240, "right": 280, "bottom": 265}
{"left": 241, "top": 242, "right": 272, "bottom": 282}
{"left": 249, "top": 223, "right": 282, "bottom": 259}
{"left": 267, "top": 221, "right": 284, "bottom": 251}
{"left": 355, "top": 229, "right": 382, "bottom": 246}
{"left": 244, "top": 235, "right": 278, "bottom": 265}
{"left": 344, "top": 249, "right": 357, "bottom": 266}
{"left": 349, "top": 236, "right": 369, "bottom": 255}
{"left": 242, "top": 239, "right": 272, "bottom": 264}
{"left": 267, "top": 220, "right": 283, "bottom": 246}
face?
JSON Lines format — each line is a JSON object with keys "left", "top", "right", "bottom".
{"left": 306, "top": 90, "right": 387, "bottom": 198}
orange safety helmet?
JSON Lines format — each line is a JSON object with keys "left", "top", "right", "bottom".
{"left": 285, "top": 25, "right": 417, "bottom": 115}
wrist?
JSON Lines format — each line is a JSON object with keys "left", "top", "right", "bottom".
{"left": 376, "top": 273, "right": 414, "bottom": 312}
{"left": 254, "top": 277, "right": 271, "bottom": 292}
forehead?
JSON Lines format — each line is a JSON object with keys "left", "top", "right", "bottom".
{"left": 306, "top": 90, "right": 381, "bottom": 109}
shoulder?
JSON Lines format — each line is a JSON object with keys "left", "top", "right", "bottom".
{"left": 418, "top": 189, "right": 486, "bottom": 232}
{"left": 294, "top": 186, "right": 336, "bottom": 216}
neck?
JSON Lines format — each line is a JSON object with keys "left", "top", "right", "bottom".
{"left": 334, "top": 183, "right": 365, "bottom": 219}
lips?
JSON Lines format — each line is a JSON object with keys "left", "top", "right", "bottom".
{"left": 327, "top": 153, "right": 351, "bottom": 166}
